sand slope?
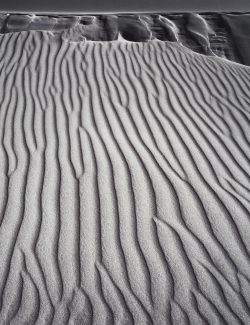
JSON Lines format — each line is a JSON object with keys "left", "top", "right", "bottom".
{"left": 0, "top": 31, "right": 250, "bottom": 324}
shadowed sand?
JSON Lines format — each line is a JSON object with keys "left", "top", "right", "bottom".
{"left": 0, "top": 29, "right": 250, "bottom": 324}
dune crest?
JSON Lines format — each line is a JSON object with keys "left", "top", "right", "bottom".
{"left": 1, "top": 13, "right": 250, "bottom": 65}
{"left": 0, "top": 28, "right": 250, "bottom": 324}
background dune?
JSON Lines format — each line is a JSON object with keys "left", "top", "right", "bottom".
{"left": 0, "top": 21, "right": 250, "bottom": 324}
{"left": 1, "top": 13, "right": 250, "bottom": 66}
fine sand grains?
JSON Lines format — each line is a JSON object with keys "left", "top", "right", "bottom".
{"left": 0, "top": 30, "right": 250, "bottom": 324}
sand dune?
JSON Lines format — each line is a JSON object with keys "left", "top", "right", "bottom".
{"left": 0, "top": 28, "right": 250, "bottom": 324}
{"left": 1, "top": 13, "right": 250, "bottom": 66}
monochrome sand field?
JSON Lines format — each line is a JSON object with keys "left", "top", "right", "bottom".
{"left": 0, "top": 26, "right": 250, "bottom": 324}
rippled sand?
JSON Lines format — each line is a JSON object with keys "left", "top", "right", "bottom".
{"left": 0, "top": 28, "right": 250, "bottom": 324}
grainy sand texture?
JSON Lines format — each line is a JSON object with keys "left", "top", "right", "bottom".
{"left": 0, "top": 22, "right": 250, "bottom": 325}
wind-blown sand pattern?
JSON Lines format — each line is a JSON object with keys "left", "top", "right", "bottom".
{"left": 0, "top": 27, "right": 250, "bottom": 325}
{"left": 1, "top": 13, "right": 250, "bottom": 66}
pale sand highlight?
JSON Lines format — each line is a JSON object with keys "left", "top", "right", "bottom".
{"left": 0, "top": 30, "right": 250, "bottom": 324}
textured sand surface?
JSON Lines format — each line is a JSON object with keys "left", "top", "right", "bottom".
{"left": 1, "top": 13, "right": 250, "bottom": 66}
{"left": 0, "top": 30, "right": 250, "bottom": 324}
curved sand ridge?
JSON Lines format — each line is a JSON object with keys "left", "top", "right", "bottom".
{"left": 0, "top": 30, "right": 250, "bottom": 324}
